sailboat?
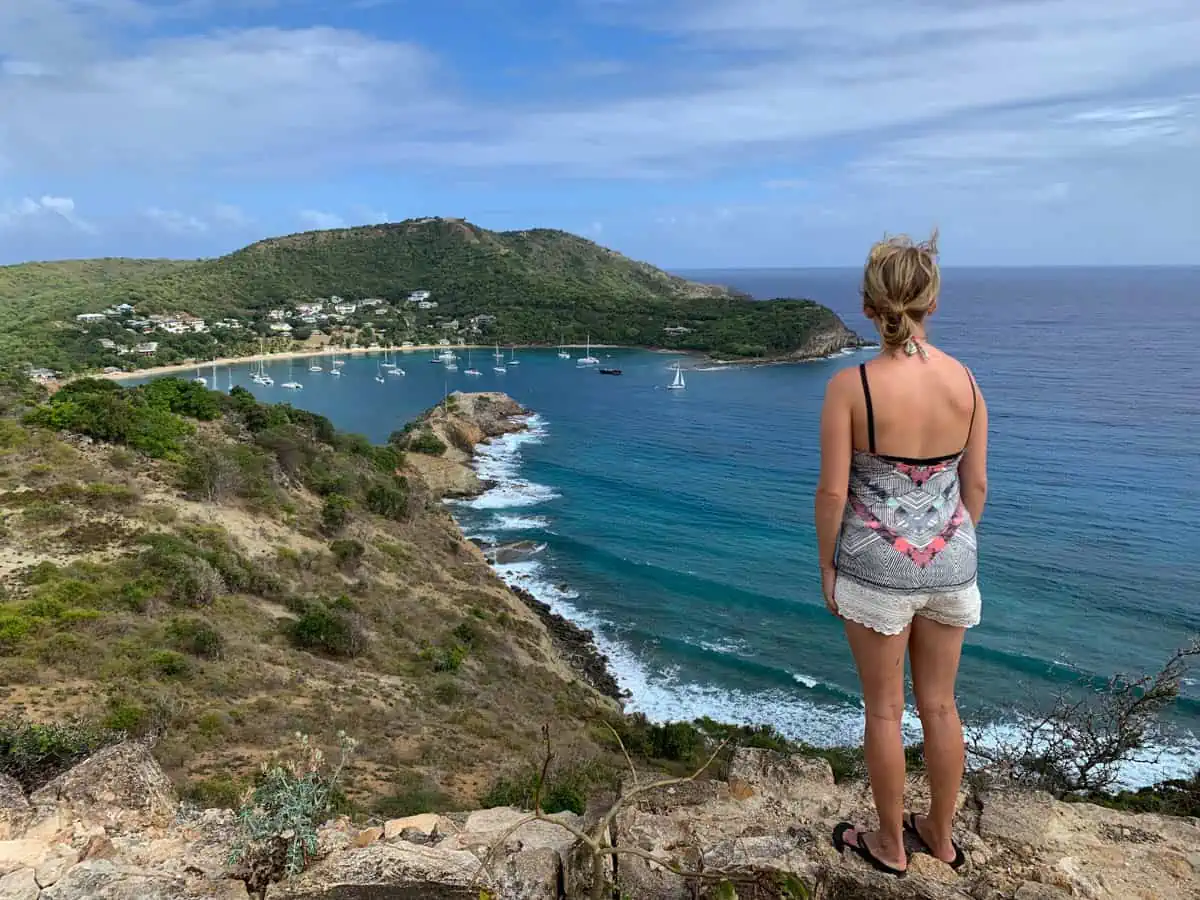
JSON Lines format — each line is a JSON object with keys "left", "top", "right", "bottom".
{"left": 667, "top": 362, "right": 686, "bottom": 391}
{"left": 192, "top": 363, "right": 207, "bottom": 386}
{"left": 252, "top": 341, "right": 273, "bottom": 384}
{"left": 464, "top": 349, "right": 482, "bottom": 376}
{"left": 381, "top": 346, "right": 396, "bottom": 369}
{"left": 226, "top": 366, "right": 233, "bottom": 392}
{"left": 577, "top": 335, "right": 600, "bottom": 367}
{"left": 281, "top": 358, "right": 303, "bottom": 390}
{"left": 327, "top": 349, "right": 341, "bottom": 376}
{"left": 375, "top": 362, "right": 386, "bottom": 384}
{"left": 493, "top": 343, "right": 504, "bottom": 362}
{"left": 308, "top": 353, "right": 323, "bottom": 373}
{"left": 558, "top": 335, "right": 571, "bottom": 359}
{"left": 508, "top": 346, "right": 520, "bottom": 366}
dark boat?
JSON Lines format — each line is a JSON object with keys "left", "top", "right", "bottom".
{"left": 599, "top": 368, "right": 623, "bottom": 376}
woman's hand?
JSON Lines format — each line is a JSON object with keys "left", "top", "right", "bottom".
{"left": 821, "top": 566, "right": 839, "bottom": 616}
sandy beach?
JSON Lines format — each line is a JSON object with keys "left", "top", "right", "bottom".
{"left": 100, "top": 342, "right": 624, "bottom": 381}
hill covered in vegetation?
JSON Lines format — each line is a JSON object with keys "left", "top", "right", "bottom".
{"left": 0, "top": 218, "right": 862, "bottom": 373}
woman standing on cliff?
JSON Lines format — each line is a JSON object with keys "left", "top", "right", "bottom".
{"left": 814, "top": 233, "right": 988, "bottom": 876}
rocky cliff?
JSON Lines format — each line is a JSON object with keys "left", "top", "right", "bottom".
{"left": 0, "top": 741, "right": 1196, "bottom": 900}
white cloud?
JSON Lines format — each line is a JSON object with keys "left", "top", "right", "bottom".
{"left": 144, "top": 206, "right": 208, "bottom": 234}
{"left": 763, "top": 179, "right": 807, "bottom": 190}
{"left": 299, "top": 210, "right": 347, "bottom": 230}
{"left": 0, "top": 195, "right": 95, "bottom": 233}
{"left": 211, "top": 203, "right": 252, "bottom": 228}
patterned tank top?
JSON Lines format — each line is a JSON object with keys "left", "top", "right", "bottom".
{"left": 835, "top": 364, "right": 979, "bottom": 593}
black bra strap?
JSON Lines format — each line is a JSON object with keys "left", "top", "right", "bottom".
{"left": 963, "top": 366, "right": 978, "bottom": 451}
{"left": 859, "top": 364, "right": 876, "bottom": 454}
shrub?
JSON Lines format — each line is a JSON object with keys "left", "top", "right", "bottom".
{"left": 320, "top": 494, "right": 351, "bottom": 534}
{"left": 329, "top": 539, "right": 364, "bottom": 572}
{"left": 178, "top": 443, "right": 242, "bottom": 502}
{"left": 228, "top": 732, "right": 358, "bottom": 889}
{"left": 285, "top": 603, "right": 365, "bottom": 658}
{"left": 0, "top": 717, "right": 122, "bottom": 791}
{"left": 167, "top": 617, "right": 225, "bottom": 659}
{"left": 0, "top": 613, "right": 34, "bottom": 654}
{"left": 184, "top": 775, "right": 245, "bottom": 810}
{"left": 406, "top": 429, "right": 447, "bottom": 456}
{"left": 167, "top": 556, "right": 226, "bottom": 607}
{"left": 364, "top": 477, "right": 409, "bottom": 520}
{"left": 482, "top": 758, "right": 610, "bottom": 816}
{"left": 149, "top": 649, "right": 191, "bottom": 679}
{"left": 421, "top": 642, "right": 466, "bottom": 673}
{"left": 372, "top": 771, "right": 449, "bottom": 818}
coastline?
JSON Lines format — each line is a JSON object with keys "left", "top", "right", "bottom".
{"left": 411, "top": 392, "right": 626, "bottom": 705}
{"left": 98, "top": 343, "right": 629, "bottom": 382}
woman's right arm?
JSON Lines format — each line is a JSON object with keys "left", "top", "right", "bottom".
{"left": 960, "top": 377, "right": 988, "bottom": 525}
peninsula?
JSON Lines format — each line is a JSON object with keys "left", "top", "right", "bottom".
{"left": 0, "top": 217, "right": 864, "bottom": 379}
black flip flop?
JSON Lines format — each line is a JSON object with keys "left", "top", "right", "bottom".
{"left": 903, "top": 812, "right": 966, "bottom": 869}
{"left": 832, "top": 822, "right": 907, "bottom": 877}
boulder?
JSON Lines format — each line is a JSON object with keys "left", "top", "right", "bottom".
{"left": 28, "top": 741, "right": 176, "bottom": 833}
{"left": 0, "top": 778, "right": 29, "bottom": 841}
{"left": 0, "top": 868, "right": 39, "bottom": 900}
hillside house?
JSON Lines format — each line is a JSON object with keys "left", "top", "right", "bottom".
{"left": 334, "top": 302, "right": 358, "bottom": 315}
{"left": 98, "top": 338, "right": 117, "bottom": 350}
{"left": 418, "top": 300, "right": 438, "bottom": 310}
{"left": 28, "top": 368, "right": 58, "bottom": 383}
{"left": 664, "top": 326, "right": 692, "bottom": 336}
{"left": 268, "top": 322, "right": 293, "bottom": 333}
{"left": 360, "top": 298, "right": 384, "bottom": 307}
{"left": 268, "top": 309, "right": 288, "bottom": 321}
{"left": 75, "top": 313, "right": 107, "bottom": 324}
{"left": 407, "top": 290, "right": 432, "bottom": 303}
{"left": 135, "top": 342, "right": 159, "bottom": 355}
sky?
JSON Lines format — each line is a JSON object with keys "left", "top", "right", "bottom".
{"left": 1, "top": 0, "right": 1198, "bottom": 268}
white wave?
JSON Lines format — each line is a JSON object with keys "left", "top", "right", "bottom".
{"left": 460, "top": 414, "right": 559, "bottom": 510}
{"left": 792, "top": 673, "right": 820, "bottom": 689}
{"left": 697, "top": 638, "right": 749, "bottom": 656}
{"left": 491, "top": 514, "right": 550, "bottom": 531}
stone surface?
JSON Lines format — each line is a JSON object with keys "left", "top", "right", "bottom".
{"left": 28, "top": 741, "right": 176, "bottom": 833}
{"left": 0, "top": 741, "right": 1196, "bottom": 900}
{"left": 0, "top": 778, "right": 30, "bottom": 842}
{"left": 34, "top": 847, "right": 78, "bottom": 888}
{"left": 0, "top": 841, "right": 50, "bottom": 878}
{"left": 0, "top": 868, "right": 39, "bottom": 900}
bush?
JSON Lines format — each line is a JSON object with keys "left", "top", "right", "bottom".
{"left": 372, "top": 771, "right": 450, "bottom": 818}
{"left": 329, "top": 539, "right": 365, "bottom": 572}
{"left": 184, "top": 775, "right": 245, "bottom": 810}
{"left": 421, "top": 641, "right": 466, "bottom": 673}
{"left": 0, "top": 717, "right": 122, "bottom": 791}
{"left": 149, "top": 649, "right": 191, "bottom": 679}
{"left": 285, "top": 603, "right": 365, "bottom": 658}
{"left": 364, "top": 477, "right": 409, "bottom": 520}
{"left": 167, "top": 556, "right": 227, "bottom": 607}
{"left": 229, "top": 732, "right": 358, "bottom": 887}
{"left": 482, "top": 758, "right": 610, "bottom": 816}
{"left": 167, "top": 617, "right": 225, "bottom": 659}
{"left": 406, "top": 429, "right": 447, "bottom": 456}
{"left": 321, "top": 494, "right": 351, "bottom": 534}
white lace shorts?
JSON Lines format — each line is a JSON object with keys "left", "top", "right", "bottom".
{"left": 835, "top": 574, "right": 981, "bottom": 636}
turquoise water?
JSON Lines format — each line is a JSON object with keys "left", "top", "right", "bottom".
{"left": 181, "top": 267, "right": 1200, "bottom": 783}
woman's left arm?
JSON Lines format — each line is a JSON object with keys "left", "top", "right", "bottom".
{"left": 814, "top": 371, "right": 853, "bottom": 577}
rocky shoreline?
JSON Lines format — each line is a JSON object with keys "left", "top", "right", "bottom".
{"left": 413, "top": 392, "right": 627, "bottom": 707}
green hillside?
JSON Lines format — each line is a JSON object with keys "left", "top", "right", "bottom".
{"left": 0, "top": 218, "right": 861, "bottom": 373}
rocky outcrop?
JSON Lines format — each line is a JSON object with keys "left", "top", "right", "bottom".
{"left": 0, "top": 742, "right": 1196, "bottom": 900}
{"left": 405, "top": 392, "right": 527, "bottom": 500}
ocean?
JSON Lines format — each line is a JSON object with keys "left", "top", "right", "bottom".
{"left": 166, "top": 267, "right": 1200, "bottom": 785}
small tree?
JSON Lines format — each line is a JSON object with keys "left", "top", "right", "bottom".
{"left": 969, "top": 637, "right": 1200, "bottom": 797}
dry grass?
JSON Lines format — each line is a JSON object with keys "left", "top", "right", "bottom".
{"left": 0, "top": 424, "right": 613, "bottom": 813}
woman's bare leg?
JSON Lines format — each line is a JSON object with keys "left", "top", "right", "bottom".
{"left": 909, "top": 615, "right": 967, "bottom": 861}
{"left": 843, "top": 619, "right": 911, "bottom": 870}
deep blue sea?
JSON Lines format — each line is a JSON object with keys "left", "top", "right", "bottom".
{"left": 170, "top": 267, "right": 1200, "bottom": 784}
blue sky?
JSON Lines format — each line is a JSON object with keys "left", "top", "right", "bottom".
{"left": 1, "top": 0, "right": 1198, "bottom": 268}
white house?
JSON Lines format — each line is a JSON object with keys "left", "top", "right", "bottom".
{"left": 407, "top": 290, "right": 432, "bottom": 303}
{"left": 98, "top": 338, "right": 117, "bottom": 349}
{"left": 268, "top": 309, "right": 287, "bottom": 321}
{"left": 417, "top": 300, "right": 438, "bottom": 310}
{"left": 664, "top": 326, "right": 692, "bottom": 336}
{"left": 268, "top": 322, "right": 293, "bottom": 333}
{"left": 334, "top": 302, "right": 357, "bottom": 315}
{"left": 360, "top": 298, "right": 384, "bottom": 307}
{"left": 76, "top": 313, "right": 107, "bottom": 323}
{"left": 135, "top": 342, "right": 159, "bottom": 355}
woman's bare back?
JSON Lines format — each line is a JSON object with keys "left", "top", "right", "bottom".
{"left": 852, "top": 345, "right": 977, "bottom": 461}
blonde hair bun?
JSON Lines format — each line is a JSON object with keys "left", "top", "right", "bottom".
{"left": 862, "top": 230, "right": 940, "bottom": 350}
